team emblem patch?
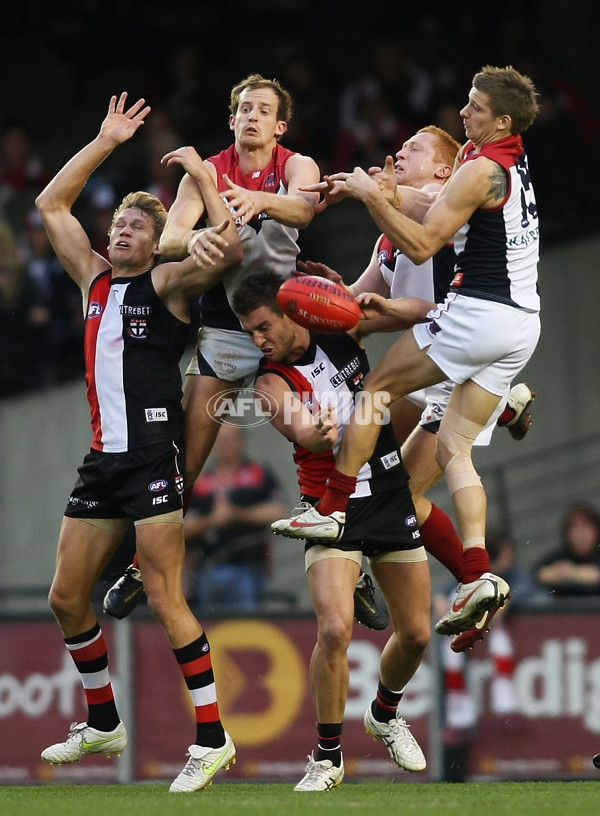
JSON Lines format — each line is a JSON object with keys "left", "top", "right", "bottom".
{"left": 128, "top": 318, "right": 148, "bottom": 338}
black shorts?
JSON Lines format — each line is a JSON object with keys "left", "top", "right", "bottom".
{"left": 64, "top": 441, "right": 185, "bottom": 522}
{"left": 303, "top": 488, "right": 421, "bottom": 559}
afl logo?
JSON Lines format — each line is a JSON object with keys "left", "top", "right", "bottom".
{"left": 148, "top": 479, "right": 168, "bottom": 492}
{"left": 88, "top": 302, "right": 103, "bottom": 318}
{"left": 405, "top": 514, "right": 418, "bottom": 527}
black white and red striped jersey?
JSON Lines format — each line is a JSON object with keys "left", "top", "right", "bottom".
{"left": 376, "top": 233, "right": 456, "bottom": 304}
{"left": 257, "top": 331, "right": 409, "bottom": 499}
{"left": 84, "top": 270, "right": 188, "bottom": 452}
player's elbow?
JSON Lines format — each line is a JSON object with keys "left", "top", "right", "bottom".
{"left": 293, "top": 198, "right": 317, "bottom": 229}
{"left": 34, "top": 189, "right": 60, "bottom": 217}
{"left": 406, "top": 247, "right": 433, "bottom": 265}
{"left": 158, "top": 233, "right": 185, "bottom": 260}
{"left": 297, "top": 431, "right": 334, "bottom": 454}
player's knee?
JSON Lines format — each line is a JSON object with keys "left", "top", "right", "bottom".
{"left": 394, "top": 619, "right": 431, "bottom": 656}
{"left": 436, "top": 407, "right": 483, "bottom": 493}
{"left": 317, "top": 614, "right": 353, "bottom": 656}
{"left": 48, "top": 584, "right": 82, "bottom": 620}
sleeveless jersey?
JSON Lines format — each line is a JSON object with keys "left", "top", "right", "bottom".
{"left": 451, "top": 134, "right": 540, "bottom": 311}
{"left": 257, "top": 331, "right": 409, "bottom": 499}
{"left": 377, "top": 234, "right": 456, "bottom": 304}
{"left": 84, "top": 270, "right": 188, "bottom": 453}
{"left": 199, "top": 143, "right": 301, "bottom": 331}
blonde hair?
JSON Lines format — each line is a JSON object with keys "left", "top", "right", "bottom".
{"left": 109, "top": 192, "right": 167, "bottom": 241}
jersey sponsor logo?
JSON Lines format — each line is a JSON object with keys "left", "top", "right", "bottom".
{"left": 148, "top": 479, "right": 168, "bottom": 492}
{"left": 264, "top": 172, "right": 276, "bottom": 191}
{"left": 329, "top": 357, "right": 360, "bottom": 387}
{"left": 145, "top": 408, "right": 168, "bottom": 422}
{"left": 67, "top": 496, "right": 99, "bottom": 509}
{"left": 120, "top": 305, "right": 152, "bottom": 316}
{"left": 87, "top": 302, "right": 103, "bottom": 318}
{"left": 380, "top": 450, "right": 400, "bottom": 470}
{"left": 127, "top": 318, "right": 148, "bottom": 338}
{"left": 214, "top": 359, "right": 239, "bottom": 375}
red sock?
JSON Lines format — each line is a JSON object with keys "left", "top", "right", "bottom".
{"left": 319, "top": 469, "right": 357, "bottom": 515}
{"left": 461, "top": 547, "right": 491, "bottom": 583}
{"left": 419, "top": 504, "right": 463, "bottom": 582}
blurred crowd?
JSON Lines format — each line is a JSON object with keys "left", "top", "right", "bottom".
{"left": 1, "top": 1, "right": 599, "bottom": 398}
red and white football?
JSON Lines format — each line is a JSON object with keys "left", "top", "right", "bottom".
{"left": 277, "top": 275, "right": 361, "bottom": 332}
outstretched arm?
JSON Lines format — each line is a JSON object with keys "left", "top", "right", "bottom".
{"left": 355, "top": 292, "right": 436, "bottom": 335}
{"left": 343, "top": 158, "right": 496, "bottom": 264}
{"left": 255, "top": 372, "right": 338, "bottom": 453}
{"left": 159, "top": 146, "right": 242, "bottom": 266}
{"left": 221, "top": 153, "right": 320, "bottom": 228}
{"left": 35, "top": 93, "right": 150, "bottom": 290}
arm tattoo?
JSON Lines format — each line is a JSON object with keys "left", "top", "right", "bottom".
{"left": 487, "top": 166, "right": 508, "bottom": 201}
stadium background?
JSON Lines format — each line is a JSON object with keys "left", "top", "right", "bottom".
{"left": 1, "top": 0, "right": 600, "bottom": 785}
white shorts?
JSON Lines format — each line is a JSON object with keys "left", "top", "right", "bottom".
{"left": 185, "top": 326, "right": 262, "bottom": 385}
{"left": 412, "top": 292, "right": 540, "bottom": 397}
{"left": 406, "top": 380, "right": 506, "bottom": 447}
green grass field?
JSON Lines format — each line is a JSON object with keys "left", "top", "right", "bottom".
{"left": 1, "top": 781, "right": 599, "bottom": 816}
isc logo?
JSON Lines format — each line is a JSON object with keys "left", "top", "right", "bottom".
{"left": 152, "top": 495, "right": 169, "bottom": 506}
{"left": 145, "top": 408, "right": 168, "bottom": 422}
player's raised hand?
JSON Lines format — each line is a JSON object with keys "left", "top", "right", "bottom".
{"left": 314, "top": 403, "right": 338, "bottom": 446}
{"left": 188, "top": 220, "right": 230, "bottom": 268}
{"left": 344, "top": 166, "right": 379, "bottom": 201}
{"left": 100, "top": 93, "right": 151, "bottom": 145}
{"left": 221, "top": 174, "right": 263, "bottom": 224}
{"left": 161, "top": 145, "right": 208, "bottom": 179}
{"left": 372, "top": 155, "right": 398, "bottom": 202}
{"left": 301, "top": 174, "right": 350, "bottom": 214}
{"left": 357, "top": 292, "right": 436, "bottom": 326}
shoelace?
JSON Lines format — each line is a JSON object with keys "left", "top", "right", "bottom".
{"left": 391, "top": 718, "right": 420, "bottom": 753}
{"left": 292, "top": 501, "right": 314, "bottom": 516}
{"left": 180, "top": 754, "right": 201, "bottom": 778}
{"left": 302, "top": 756, "right": 332, "bottom": 782}
{"left": 67, "top": 723, "right": 86, "bottom": 741}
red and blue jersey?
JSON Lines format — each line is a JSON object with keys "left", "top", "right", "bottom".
{"left": 452, "top": 134, "right": 540, "bottom": 311}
